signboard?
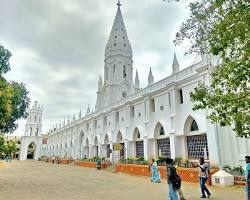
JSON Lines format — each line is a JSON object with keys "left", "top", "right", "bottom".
{"left": 113, "top": 143, "right": 122, "bottom": 151}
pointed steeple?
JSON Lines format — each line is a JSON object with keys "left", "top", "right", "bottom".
{"left": 135, "top": 69, "right": 139, "bottom": 89}
{"left": 172, "top": 53, "right": 179, "bottom": 74}
{"left": 98, "top": 76, "right": 103, "bottom": 91}
{"left": 105, "top": 2, "right": 132, "bottom": 60}
{"left": 148, "top": 67, "right": 154, "bottom": 85}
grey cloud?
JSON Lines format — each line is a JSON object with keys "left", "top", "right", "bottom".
{"left": 0, "top": 0, "right": 194, "bottom": 134}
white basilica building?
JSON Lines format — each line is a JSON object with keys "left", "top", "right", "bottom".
{"left": 40, "top": 3, "right": 249, "bottom": 168}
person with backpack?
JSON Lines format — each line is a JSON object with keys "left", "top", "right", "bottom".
{"left": 192, "top": 157, "right": 211, "bottom": 198}
{"left": 166, "top": 157, "right": 180, "bottom": 200}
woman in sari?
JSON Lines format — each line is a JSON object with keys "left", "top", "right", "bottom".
{"left": 150, "top": 159, "right": 161, "bottom": 183}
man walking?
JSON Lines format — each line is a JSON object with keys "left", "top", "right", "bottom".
{"left": 192, "top": 157, "right": 211, "bottom": 198}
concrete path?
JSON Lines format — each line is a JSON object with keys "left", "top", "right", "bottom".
{"left": 0, "top": 160, "right": 245, "bottom": 200}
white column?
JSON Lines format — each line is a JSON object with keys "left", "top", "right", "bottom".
{"left": 124, "top": 139, "right": 129, "bottom": 159}
{"left": 143, "top": 137, "right": 148, "bottom": 160}
{"left": 169, "top": 134, "right": 177, "bottom": 159}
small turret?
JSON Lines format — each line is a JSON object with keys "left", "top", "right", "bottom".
{"left": 172, "top": 53, "right": 179, "bottom": 74}
{"left": 135, "top": 69, "right": 139, "bottom": 90}
{"left": 79, "top": 110, "right": 82, "bottom": 119}
{"left": 148, "top": 67, "right": 154, "bottom": 85}
{"left": 86, "top": 104, "right": 90, "bottom": 116}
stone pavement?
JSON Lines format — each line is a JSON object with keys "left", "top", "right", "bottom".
{"left": 0, "top": 160, "right": 245, "bottom": 200}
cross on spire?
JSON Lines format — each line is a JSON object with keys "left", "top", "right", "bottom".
{"left": 117, "top": 0, "right": 122, "bottom": 7}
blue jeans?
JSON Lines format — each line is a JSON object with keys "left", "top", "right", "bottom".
{"left": 168, "top": 183, "right": 179, "bottom": 200}
{"left": 246, "top": 183, "right": 250, "bottom": 200}
{"left": 199, "top": 177, "right": 211, "bottom": 197}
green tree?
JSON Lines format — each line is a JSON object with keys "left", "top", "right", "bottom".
{"left": 175, "top": 0, "right": 250, "bottom": 137}
{"left": 0, "top": 44, "right": 30, "bottom": 134}
{"left": 0, "top": 135, "right": 5, "bottom": 157}
{"left": 4, "top": 140, "right": 17, "bottom": 156}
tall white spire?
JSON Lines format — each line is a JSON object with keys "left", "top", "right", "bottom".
{"left": 104, "top": 2, "right": 132, "bottom": 60}
{"left": 172, "top": 53, "right": 179, "bottom": 74}
{"left": 148, "top": 67, "right": 154, "bottom": 85}
{"left": 135, "top": 69, "right": 139, "bottom": 89}
{"left": 101, "top": 2, "right": 134, "bottom": 107}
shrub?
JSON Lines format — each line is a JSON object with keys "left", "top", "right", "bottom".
{"left": 223, "top": 165, "right": 231, "bottom": 172}
{"left": 136, "top": 156, "right": 145, "bottom": 161}
{"left": 174, "top": 157, "right": 182, "bottom": 166}
{"left": 156, "top": 157, "right": 166, "bottom": 166}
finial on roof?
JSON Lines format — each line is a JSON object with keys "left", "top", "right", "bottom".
{"left": 172, "top": 52, "right": 179, "bottom": 74}
{"left": 148, "top": 67, "right": 154, "bottom": 85}
{"left": 135, "top": 69, "right": 139, "bottom": 89}
{"left": 79, "top": 110, "right": 82, "bottom": 119}
{"left": 86, "top": 104, "right": 90, "bottom": 116}
{"left": 117, "top": 0, "right": 122, "bottom": 7}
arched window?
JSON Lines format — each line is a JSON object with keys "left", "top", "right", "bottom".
{"left": 34, "top": 116, "right": 37, "bottom": 122}
{"left": 190, "top": 120, "right": 198, "bottom": 131}
{"left": 160, "top": 126, "right": 164, "bottom": 135}
{"left": 123, "top": 65, "right": 127, "bottom": 78}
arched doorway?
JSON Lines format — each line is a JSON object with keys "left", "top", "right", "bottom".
{"left": 154, "top": 122, "right": 171, "bottom": 158}
{"left": 132, "top": 128, "right": 144, "bottom": 158}
{"left": 116, "top": 131, "right": 124, "bottom": 158}
{"left": 27, "top": 142, "right": 36, "bottom": 159}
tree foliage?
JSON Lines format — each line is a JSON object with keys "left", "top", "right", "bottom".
{"left": 0, "top": 44, "right": 30, "bottom": 133}
{"left": 0, "top": 135, "right": 18, "bottom": 156}
{"left": 175, "top": 0, "right": 250, "bottom": 137}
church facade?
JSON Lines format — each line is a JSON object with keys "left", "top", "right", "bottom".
{"left": 45, "top": 3, "right": 249, "bottom": 167}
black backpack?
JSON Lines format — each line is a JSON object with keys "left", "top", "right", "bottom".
{"left": 169, "top": 166, "right": 181, "bottom": 190}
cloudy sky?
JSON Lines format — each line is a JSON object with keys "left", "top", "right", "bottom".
{"left": 0, "top": 0, "right": 197, "bottom": 136}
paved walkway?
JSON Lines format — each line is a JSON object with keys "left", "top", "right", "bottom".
{"left": 0, "top": 160, "right": 245, "bottom": 200}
